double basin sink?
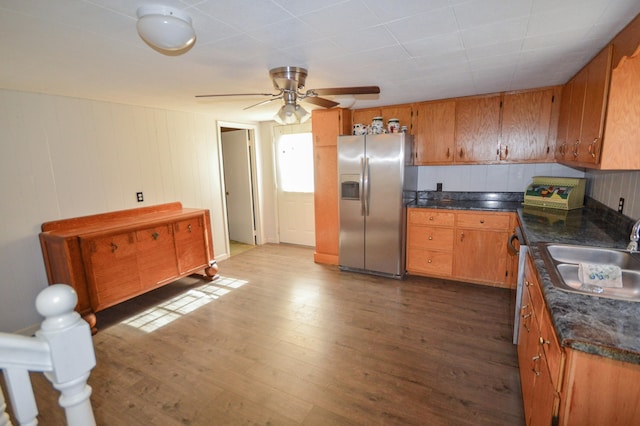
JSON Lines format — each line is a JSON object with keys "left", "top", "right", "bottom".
{"left": 540, "top": 243, "right": 640, "bottom": 301}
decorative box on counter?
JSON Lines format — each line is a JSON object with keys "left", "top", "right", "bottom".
{"left": 523, "top": 176, "right": 586, "bottom": 210}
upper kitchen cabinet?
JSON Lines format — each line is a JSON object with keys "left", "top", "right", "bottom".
{"left": 556, "top": 14, "right": 640, "bottom": 169}
{"left": 454, "top": 94, "right": 501, "bottom": 163}
{"left": 599, "top": 16, "right": 640, "bottom": 169}
{"left": 412, "top": 100, "right": 456, "bottom": 165}
{"left": 313, "top": 107, "right": 352, "bottom": 147}
{"left": 311, "top": 108, "right": 352, "bottom": 265}
{"left": 352, "top": 104, "right": 413, "bottom": 134}
{"left": 500, "top": 87, "right": 558, "bottom": 162}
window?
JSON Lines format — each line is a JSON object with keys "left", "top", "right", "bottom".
{"left": 275, "top": 132, "right": 314, "bottom": 193}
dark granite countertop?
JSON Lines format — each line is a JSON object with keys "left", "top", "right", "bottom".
{"left": 408, "top": 191, "right": 640, "bottom": 364}
{"left": 518, "top": 204, "right": 640, "bottom": 364}
{"left": 407, "top": 191, "right": 523, "bottom": 212}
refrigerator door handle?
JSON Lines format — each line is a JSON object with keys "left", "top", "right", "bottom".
{"left": 359, "top": 157, "right": 365, "bottom": 216}
{"left": 363, "top": 156, "right": 370, "bottom": 216}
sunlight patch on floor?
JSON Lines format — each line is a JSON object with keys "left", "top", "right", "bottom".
{"left": 122, "top": 276, "right": 248, "bottom": 333}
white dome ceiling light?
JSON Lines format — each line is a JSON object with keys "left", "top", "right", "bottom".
{"left": 136, "top": 5, "right": 196, "bottom": 55}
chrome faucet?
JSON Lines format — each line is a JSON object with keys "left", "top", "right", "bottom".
{"left": 628, "top": 218, "right": 640, "bottom": 253}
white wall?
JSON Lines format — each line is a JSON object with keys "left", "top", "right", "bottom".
{"left": 418, "top": 163, "right": 585, "bottom": 192}
{"left": 0, "top": 89, "right": 237, "bottom": 332}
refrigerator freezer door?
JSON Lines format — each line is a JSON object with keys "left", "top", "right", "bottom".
{"left": 338, "top": 136, "right": 365, "bottom": 270}
{"left": 364, "top": 134, "right": 406, "bottom": 276}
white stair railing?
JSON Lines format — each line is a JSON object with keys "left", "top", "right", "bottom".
{"left": 0, "top": 284, "right": 96, "bottom": 426}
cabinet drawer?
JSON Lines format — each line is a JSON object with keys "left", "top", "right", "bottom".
{"left": 174, "top": 217, "right": 208, "bottom": 273}
{"left": 408, "top": 208, "right": 455, "bottom": 227}
{"left": 525, "top": 262, "right": 545, "bottom": 322}
{"left": 540, "top": 307, "right": 564, "bottom": 390}
{"left": 456, "top": 211, "right": 511, "bottom": 230}
{"left": 407, "top": 249, "right": 453, "bottom": 276}
{"left": 408, "top": 226, "right": 454, "bottom": 251}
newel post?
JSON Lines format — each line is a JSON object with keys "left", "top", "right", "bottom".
{"left": 35, "top": 285, "right": 96, "bottom": 426}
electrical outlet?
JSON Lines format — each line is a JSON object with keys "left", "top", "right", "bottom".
{"left": 136, "top": 192, "right": 144, "bottom": 203}
{"left": 436, "top": 182, "right": 443, "bottom": 192}
{"left": 618, "top": 197, "right": 624, "bottom": 213}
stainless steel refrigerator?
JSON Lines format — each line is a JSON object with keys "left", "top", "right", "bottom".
{"left": 338, "top": 133, "right": 417, "bottom": 278}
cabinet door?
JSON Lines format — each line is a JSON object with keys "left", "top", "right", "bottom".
{"left": 81, "top": 232, "right": 140, "bottom": 310}
{"left": 566, "top": 68, "right": 587, "bottom": 161}
{"left": 413, "top": 101, "right": 455, "bottom": 164}
{"left": 517, "top": 285, "right": 537, "bottom": 425}
{"left": 312, "top": 108, "right": 352, "bottom": 146}
{"left": 174, "top": 216, "right": 208, "bottom": 273}
{"left": 578, "top": 45, "right": 612, "bottom": 165}
{"left": 453, "top": 228, "right": 509, "bottom": 285}
{"left": 500, "top": 89, "right": 554, "bottom": 162}
{"left": 352, "top": 107, "right": 382, "bottom": 128}
{"left": 529, "top": 348, "right": 557, "bottom": 426}
{"left": 381, "top": 104, "right": 413, "bottom": 133}
{"left": 555, "top": 82, "right": 573, "bottom": 161}
{"left": 454, "top": 95, "right": 501, "bottom": 162}
{"left": 313, "top": 145, "right": 338, "bottom": 261}
{"left": 136, "top": 224, "right": 178, "bottom": 289}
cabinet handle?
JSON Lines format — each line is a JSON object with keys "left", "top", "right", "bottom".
{"left": 539, "top": 336, "right": 550, "bottom": 346}
{"left": 479, "top": 219, "right": 485, "bottom": 224}
{"left": 588, "top": 138, "right": 598, "bottom": 158}
{"left": 531, "top": 355, "right": 541, "bottom": 376}
{"left": 429, "top": 216, "right": 434, "bottom": 221}
{"left": 187, "top": 224, "right": 193, "bottom": 232}
{"left": 459, "top": 148, "right": 464, "bottom": 158}
{"left": 460, "top": 231, "right": 464, "bottom": 242}
{"left": 152, "top": 232, "right": 160, "bottom": 240}
{"left": 573, "top": 140, "right": 580, "bottom": 158}
{"left": 427, "top": 258, "right": 433, "bottom": 264}
{"left": 110, "top": 242, "right": 118, "bottom": 253}
{"left": 525, "top": 280, "right": 533, "bottom": 287}
{"left": 446, "top": 148, "right": 450, "bottom": 158}
{"left": 428, "top": 235, "right": 433, "bottom": 240}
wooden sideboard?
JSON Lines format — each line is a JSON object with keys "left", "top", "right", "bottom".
{"left": 39, "top": 202, "right": 217, "bottom": 331}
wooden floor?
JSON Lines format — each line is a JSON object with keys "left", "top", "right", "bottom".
{"left": 8, "top": 244, "right": 524, "bottom": 425}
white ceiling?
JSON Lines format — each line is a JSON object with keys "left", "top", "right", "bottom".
{"left": 2, "top": 0, "right": 639, "bottom": 122}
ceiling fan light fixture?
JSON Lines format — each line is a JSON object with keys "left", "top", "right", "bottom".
{"left": 275, "top": 103, "right": 308, "bottom": 125}
{"left": 136, "top": 5, "right": 196, "bottom": 54}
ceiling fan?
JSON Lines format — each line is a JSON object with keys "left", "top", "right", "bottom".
{"left": 195, "top": 66, "right": 380, "bottom": 124}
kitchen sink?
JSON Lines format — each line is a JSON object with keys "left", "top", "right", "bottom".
{"left": 539, "top": 243, "right": 640, "bottom": 301}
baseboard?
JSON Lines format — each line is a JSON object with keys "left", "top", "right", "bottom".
{"left": 314, "top": 252, "right": 338, "bottom": 265}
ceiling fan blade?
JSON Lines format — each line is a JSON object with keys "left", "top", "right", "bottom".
{"left": 310, "top": 86, "right": 380, "bottom": 96}
{"left": 243, "top": 97, "right": 281, "bottom": 110}
{"left": 304, "top": 97, "right": 340, "bottom": 108}
{"left": 195, "top": 92, "right": 277, "bottom": 98}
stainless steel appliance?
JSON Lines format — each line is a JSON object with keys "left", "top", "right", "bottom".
{"left": 509, "top": 224, "right": 528, "bottom": 344}
{"left": 338, "top": 133, "right": 417, "bottom": 278}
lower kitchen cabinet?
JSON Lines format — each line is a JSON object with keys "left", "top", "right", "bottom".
{"left": 453, "top": 211, "right": 512, "bottom": 287}
{"left": 406, "top": 208, "right": 515, "bottom": 288}
{"left": 406, "top": 208, "right": 455, "bottom": 278}
{"left": 517, "top": 251, "right": 640, "bottom": 425}
{"left": 517, "top": 254, "right": 562, "bottom": 426}
{"left": 559, "top": 348, "right": 640, "bottom": 425}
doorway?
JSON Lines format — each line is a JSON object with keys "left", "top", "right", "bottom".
{"left": 220, "top": 126, "right": 258, "bottom": 257}
{"left": 274, "top": 126, "right": 315, "bottom": 247}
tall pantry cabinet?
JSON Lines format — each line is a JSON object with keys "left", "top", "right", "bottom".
{"left": 311, "top": 108, "right": 352, "bottom": 265}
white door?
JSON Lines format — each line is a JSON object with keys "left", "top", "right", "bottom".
{"left": 221, "top": 129, "right": 255, "bottom": 245}
{"left": 275, "top": 130, "right": 315, "bottom": 246}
